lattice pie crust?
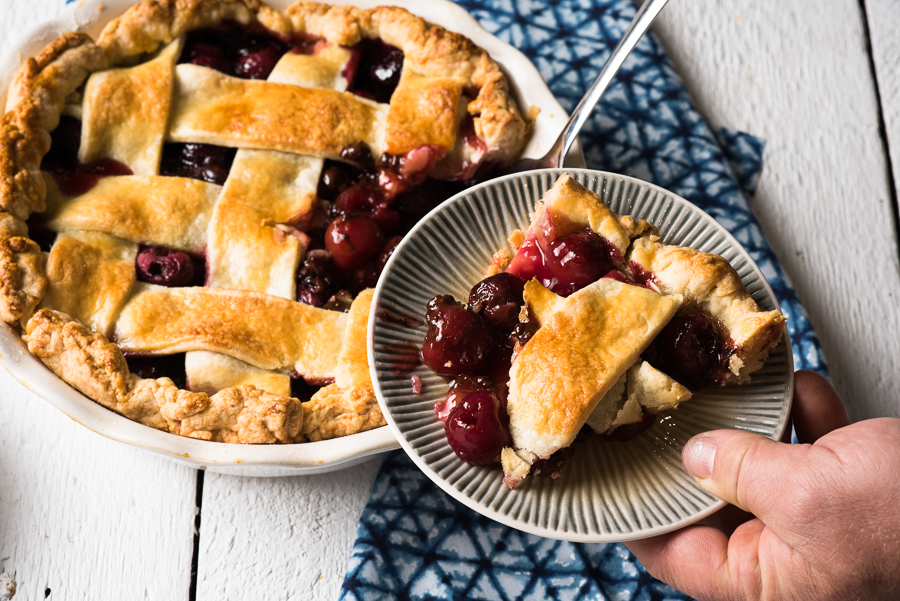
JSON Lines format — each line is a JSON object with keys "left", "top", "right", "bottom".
{"left": 0, "top": 0, "right": 533, "bottom": 443}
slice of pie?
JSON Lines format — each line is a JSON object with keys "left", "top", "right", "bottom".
{"left": 0, "top": 0, "right": 533, "bottom": 444}
{"left": 421, "top": 174, "right": 786, "bottom": 487}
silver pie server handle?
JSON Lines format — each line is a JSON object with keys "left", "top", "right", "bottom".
{"left": 508, "top": 0, "right": 672, "bottom": 172}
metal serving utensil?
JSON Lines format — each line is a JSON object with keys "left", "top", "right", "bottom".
{"left": 507, "top": 0, "right": 671, "bottom": 173}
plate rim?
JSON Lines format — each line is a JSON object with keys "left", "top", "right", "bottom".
{"left": 368, "top": 167, "right": 795, "bottom": 541}
{"left": 0, "top": 0, "right": 579, "bottom": 474}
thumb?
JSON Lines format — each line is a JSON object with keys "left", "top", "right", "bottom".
{"left": 682, "top": 430, "right": 804, "bottom": 523}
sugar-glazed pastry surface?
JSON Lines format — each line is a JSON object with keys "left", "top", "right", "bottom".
{"left": 0, "top": 0, "right": 533, "bottom": 443}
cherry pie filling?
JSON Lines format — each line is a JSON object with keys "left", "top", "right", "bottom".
{"left": 34, "top": 20, "right": 493, "bottom": 394}
{"left": 422, "top": 218, "right": 740, "bottom": 469}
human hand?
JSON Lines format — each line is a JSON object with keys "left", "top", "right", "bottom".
{"left": 626, "top": 369, "right": 900, "bottom": 601}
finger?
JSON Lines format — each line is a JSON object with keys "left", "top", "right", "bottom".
{"left": 697, "top": 503, "right": 754, "bottom": 537}
{"left": 626, "top": 520, "right": 766, "bottom": 601}
{"left": 791, "top": 370, "right": 850, "bottom": 443}
{"left": 682, "top": 430, "right": 806, "bottom": 521}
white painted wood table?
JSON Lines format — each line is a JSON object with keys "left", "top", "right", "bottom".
{"left": 1, "top": 0, "right": 899, "bottom": 599}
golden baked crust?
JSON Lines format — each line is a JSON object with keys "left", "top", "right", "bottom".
{"left": 79, "top": 40, "right": 181, "bottom": 174}
{"left": 302, "top": 383, "right": 385, "bottom": 441}
{"left": 185, "top": 351, "right": 292, "bottom": 396}
{"left": 384, "top": 70, "right": 464, "bottom": 155}
{"left": 628, "top": 236, "right": 786, "bottom": 383}
{"left": 506, "top": 278, "right": 680, "bottom": 462}
{"left": 180, "top": 384, "right": 303, "bottom": 443}
{"left": 25, "top": 309, "right": 135, "bottom": 410}
{"left": 0, "top": 212, "right": 28, "bottom": 238}
{"left": 40, "top": 231, "right": 137, "bottom": 337}
{"left": 24, "top": 308, "right": 304, "bottom": 443}
{"left": 335, "top": 288, "right": 374, "bottom": 389}
{"left": 284, "top": 2, "right": 532, "bottom": 164}
{"left": 3, "top": 0, "right": 533, "bottom": 445}
{"left": 538, "top": 173, "right": 632, "bottom": 257}
{"left": 168, "top": 64, "right": 389, "bottom": 157}
{"left": 0, "top": 235, "right": 47, "bottom": 324}
{"left": 2, "top": 34, "right": 108, "bottom": 221}
{"left": 585, "top": 361, "right": 692, "bottom": 435}
{"left": 114, "top": 284, "right": 348, "bottom": 377}
{"left": 92, "top": 0, "right": 531, "bottom": 164}
{"left": 42, "top": 174, "right": 221, "bottom": 252}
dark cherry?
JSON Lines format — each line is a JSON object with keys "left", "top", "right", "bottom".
{"left": 629, "top": 261, "right": 659, "bottom": 287}
{"left": 391, "top": 178, "right": 469, "bottom": 234}
{"left": 234, "top": 45, "right": 282, "bottom": 79}
{"left": 351, "top": 261, "right": 380, "bottom": 291}
{"left": 179, "top": 21, "right": 291, "bottom": 79}
{"left": 484, "top": 342, "right": 514, "bottom": 388}
{"left": 125, "top": 353, "right": 187, "bottom": 390}
{"left": 507, "top": 306, "right": 540, "bottom": 351}
{"left": 346, "top": 39, "right": 404, "bottom": 103}
{"left": 50, "top": 158, "right": 134, "bottom": 197}
{"left": 368, "top": 46, "right": 404, "bottom": 101}
{"left": 377, "top": 235, "right": 402, "bottom": 270}
{"left": 507, "top": 228, "right": 617, "bottom": 297}
{"left": 444, "top": 391, "right": 511, "bottom": 466}
{"left": 603, "top": 409, "right": 658, "bottom": 441}
{"left": 506, "top": 224, "right": 622, "bottom": 298}
{"left": 435, "top": 375, "right": 497, "bottom": 422}
{"left": 325, "top": 214, "right": 384, "bottom": 270}
{"left": 317, "top": 160, "right": 359, "bottom": 201}
{"left": 136, "top": 247, "right": 196, "bottom": 287}
{"left": 42, "top": 115, "right": 82, "bottom": 171}
{"left": 322, "top": 289, "right": 354, "bottom": 312}
{"left": 644, "top": 311, "right": 722, "bottom": 389}
{"left": 468, "top": 272, "right": 526, "bottom": 334}
{"left": 295, "top": 249, "right": 335, "bottom": 307}
{"left": 290, "top": 373, "right": 321, "bottom": 400}
{"left": 340, "top": 141, "right": 376, "bottom": 172}
{"left": 349, "top": 234, "right": 403, "bottom": 290}
{"left": 422, "top": 295, "right": 493, "bottom": 377}
{"left": 334, "top": 184, "right": 400, "bottom": 233}
{"left": 159, "top": 143, "right": 237, "bottom": 185}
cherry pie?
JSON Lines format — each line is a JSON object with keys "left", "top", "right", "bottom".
{"left": 421, "top": 174, "right": 786, "bottom": 487}
{"left": 0, "top": 0, "right": 533, "bottom": 443}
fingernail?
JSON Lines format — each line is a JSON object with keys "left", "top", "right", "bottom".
{"left": 683, "top": 435, "right": 717, "bottom": 480}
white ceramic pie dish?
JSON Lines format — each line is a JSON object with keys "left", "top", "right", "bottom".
{"left": 0, "top": 0, "right": 583, "bottom": 476}
{"left": 369, "top": 168, "right": 794, "bottom": 541}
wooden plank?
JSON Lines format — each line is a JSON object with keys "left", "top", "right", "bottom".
{"left": 864, "top": 0, "right": 900, "bottom": 242}
{"left": 0, "top": 370, "right": 197, "bottom": 601}
{"left": 649, "top": 0, "right": 900, "bottom": 420}
{"left": 195, "top": 460, "right": 381, "bottom": 600}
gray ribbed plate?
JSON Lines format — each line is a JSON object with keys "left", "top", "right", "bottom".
{"left": 368, "top": 169, "right": 793, "bottom": 542}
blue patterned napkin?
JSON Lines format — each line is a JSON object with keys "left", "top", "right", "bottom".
{"left": 339, "top": 1, "right": 828, "bottom": 600}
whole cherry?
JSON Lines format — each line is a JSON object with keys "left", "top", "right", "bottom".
{"left": 444, "top": 391, "right": 511, "bottom": 466}
{"left": 421, "top": 295, "right": 493, "bottom": 377}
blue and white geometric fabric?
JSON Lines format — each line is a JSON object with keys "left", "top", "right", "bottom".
{"left": 340, "top": 0, "right": 829, "bottom": 600}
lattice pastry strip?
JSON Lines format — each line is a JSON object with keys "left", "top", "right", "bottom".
{"left": 188, "top": 47, "right": 356, "bottom": 395}
{"left": 42, "top": 174, "right": 221, "bottom": 252}
{"left": 79, "top": 39, "right": 182, "bottom": 175}
{"left": 169, "top": 63, "right": 390, "bottom": 158}
{"left": 114, "top": 284, "right": 347, "bottom": 378}
{"left": 39, "top": 231, "right": 137, "bottom": 338}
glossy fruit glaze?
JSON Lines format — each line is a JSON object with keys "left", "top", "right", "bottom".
{"left": 506, "top": 209, "right": 623, "bottom": 297}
